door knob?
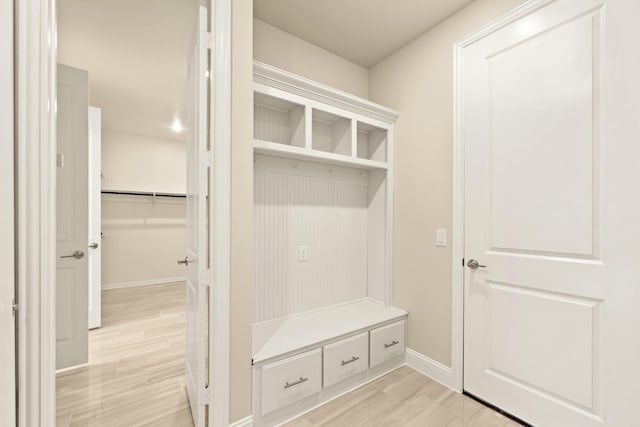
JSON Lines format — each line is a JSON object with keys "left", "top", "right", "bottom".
{"left": 177, "top": 257, "right": 191, "bottom": 266}
{"left": 60, "top": 250, "right": 85, "bottom": 260}
{"left": 467, "top": 259, "right": 486, "bottom": 269}
{"left": 89, "top": 242, "right": 99, "bottom": 249}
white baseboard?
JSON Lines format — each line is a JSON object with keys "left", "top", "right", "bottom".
{"left": 229, "top": 415, "right": 253, "bottom": 427}
{"left": 405, "top": 347, "right": 456, "bottom": 390}
{"left": 101, "top": 277, "right": 186, "bottom": 290}
{"left": 55, "top": 363, "right": 88, "bottom": 375}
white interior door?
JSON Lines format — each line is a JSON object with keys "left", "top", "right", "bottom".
{"left": 1, "top": 0, "right": 15, "bottom": 422}
{"left": 88, "top": 106, "right": 102, "bottom": 329}
{"left": 184, "top": 6, "right": 209, "bottom": 426}
{"left": 56, "top": 64, "right": 89, "bottom": 370}
{"left": 461, "top": 0, "right": 640, "bottom": 425}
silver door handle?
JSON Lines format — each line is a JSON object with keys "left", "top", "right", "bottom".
{"left": 177, "top": 257, "right": 191, "bottom": 266}
{"left": 60, "top": 250, "right": 85, "bottom": 260}
{"left": 467, "top": 259, "right": 486, "bottom": 269}
{"left": 89, "top": 242, "right": 99, "bottom": 249}
{"left": 385, "top": 340, "right": 400, "bottom": 348}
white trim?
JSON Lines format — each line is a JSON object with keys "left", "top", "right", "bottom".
{"left": 451, "top": 38, "right": 465, "bottom": 395}
{"left": 0, "top": 0, "right": 15, "bottom": 424}
{"left": 253, "top": 62, "right": 399, "bottom": 124}
{"left": 229, "top": 415, "right": 253, "bottom": 427}
{"left": 405, "top": 348, "right": 456, "bottom": 391}
{"left": 210, "top": 0, "right": 231, "bottom": 426}
{"left": 16, "top": 0, "right": 57, "bottom": 424}
{"left": 101, "top": 277, "right": 186, "bottom": 290}
{"left": 451, "top": 0, "right": 558, "bottom": 397}
{"left": 55, "top": 363, "right": 88, "bottom": 375}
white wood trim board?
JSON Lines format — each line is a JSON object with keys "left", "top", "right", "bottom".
{"left": 210, "top": 0, "right": 232, "bottom": 425}
{"left": 16, "top": 0, "right": 57, "bottom": 424}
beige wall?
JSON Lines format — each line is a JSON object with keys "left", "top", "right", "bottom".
{"left": 101, "top": 195, "right": 185, "bottom": 288}
{"left": 100, "top": 129, "right": 186, "bottom": 288}
{"left": 101, "top": 129, "right": 186, "bottom": 194}
{"left": 253, "top": 18, "right": 369, "bottom": 99}
{"left": 368, "top": 0, "right": 526, "bottom": 366}
{"left": 230, "top": 0, "right": 253, "bottom": 422}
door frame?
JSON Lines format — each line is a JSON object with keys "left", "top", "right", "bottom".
{"left": 15, "top": 0, "right": 232, "bottom": 425}
{"left": 451, "top": 0, "right": 557, "bottom": 393}
{"left": 1, "top": 0, "right": 16, "bottom": 423}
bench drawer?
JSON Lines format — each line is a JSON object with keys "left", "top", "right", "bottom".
{"left": 370, "top": 320, "right": 405, "bottom": 367}
{"left": 323, "top": 332, "right": 369, "bottom": 388}
{"left": 261, "top": 348, "right": 322, "bottom": 415}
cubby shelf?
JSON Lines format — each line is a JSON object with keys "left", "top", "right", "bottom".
{"left": 253, "top": 139, "right": 388, "bottom": 171}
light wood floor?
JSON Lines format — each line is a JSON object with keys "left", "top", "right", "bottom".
{"left": 56, "top": 282, "right": 194, "bottom": 427}
{"left": 57, "top": 283, "right": 520, "bottom": 427}
{"left": 284, "top": 366, "right": 523, "bottom": 427}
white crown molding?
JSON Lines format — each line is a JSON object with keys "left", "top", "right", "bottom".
{"left": 253, "top": 61, "right": 399, "bottom": 124}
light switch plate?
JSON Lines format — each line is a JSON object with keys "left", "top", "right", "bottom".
{"left": 436, "top": 229, "right": 447, "bottom": 247}
{"left": 298, "top": 245, "right": 308, "bottom": 262}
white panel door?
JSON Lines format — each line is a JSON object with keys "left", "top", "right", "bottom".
{"left": 0, "top": 0, "right": 15, "bottom": 422}
{"left": 56, "top": 64, "right": 89, "bottom": 370}
{"left": 88, "top": 106, "right": 101, "bottom": 329}
{"left": 462, "top": 0, "right": 640, "bottom": 425}
{"left": 184, "top": 6, "right": 209, "bottom": 426}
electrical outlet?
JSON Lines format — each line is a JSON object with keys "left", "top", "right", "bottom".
{"left": 436, "top": 229, "right": 447, "bottom": 247}
{"left": 298, "top": 245, "right": 308, "bottom": 262}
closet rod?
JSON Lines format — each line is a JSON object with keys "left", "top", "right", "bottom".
{"left": 101, "top": 190, "right": 187, "bottom": 198}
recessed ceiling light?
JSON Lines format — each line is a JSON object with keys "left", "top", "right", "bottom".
{"left": 171, "top": 119, "right": 184, "bottom": 133}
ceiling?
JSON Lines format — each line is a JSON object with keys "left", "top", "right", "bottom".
{"left": 254, "top": 0, "right": 476, "bottom": 68}
{"left": 57, "top": 1, "right": 474, "bottom": 141}
{"left": 57, "top": 0, "right": 198, "bottom": 142}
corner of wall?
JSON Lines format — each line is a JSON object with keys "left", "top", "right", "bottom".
{"left": 230, "top": 0, "right": 254, "bottom": 423}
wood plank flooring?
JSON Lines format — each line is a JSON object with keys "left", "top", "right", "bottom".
{"left": 56, "top": 282, "right": 194, "bottom": 427}
{"left": 57, "top": 283, "right": 520, "bottom": 426}
{"left": 284, "top": 366, "right": 523, "bottom": 427}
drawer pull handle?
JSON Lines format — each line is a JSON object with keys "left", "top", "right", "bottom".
{"left": 384, "top": 340, "right": 400, "bottom": 349}
{"left": 341, "top": 356, "right": 360, "bottom": 366}
{"left": 284, "top": 376, "right": 308, "bottom": 389}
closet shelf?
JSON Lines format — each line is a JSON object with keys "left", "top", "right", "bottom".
{"left": 101, "top": 190, "right": 186, "bottom": 198}
{"left": 252, "top": 299, "right": 407, "bottom": 364}
{"left": 254, "top": 139, "right": 389, "bottom": 171}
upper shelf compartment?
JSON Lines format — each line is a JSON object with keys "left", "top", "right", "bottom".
{"left": 357, "top": 122, "right": 387, "bottom": 163}
{"left": 312, "top": 109, "right": 351, "bottom": 156}
{"left": 254, "top": 92, "right": 305, "bottom": 148}
{"left": 253, "top": 62, "right": 398, "bottom": 171}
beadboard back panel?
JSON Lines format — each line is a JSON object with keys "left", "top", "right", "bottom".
{"left": 254, "top": 155, "right": 369, "bottom": 322}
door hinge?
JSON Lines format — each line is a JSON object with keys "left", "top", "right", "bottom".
{"left": 201, "top": 385, "right": 211, "bottom": 404}
{"left": 12, "top": 299, "right": 18, "bottom": 316}
{"left": 201, "top": 150, "right": 212, "bottom": 167}
{"left": 201, "top": 269, "right": 212, "bottom": 287}
{"left": 205, "top": 31, "right": 213, "bottom": 50}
